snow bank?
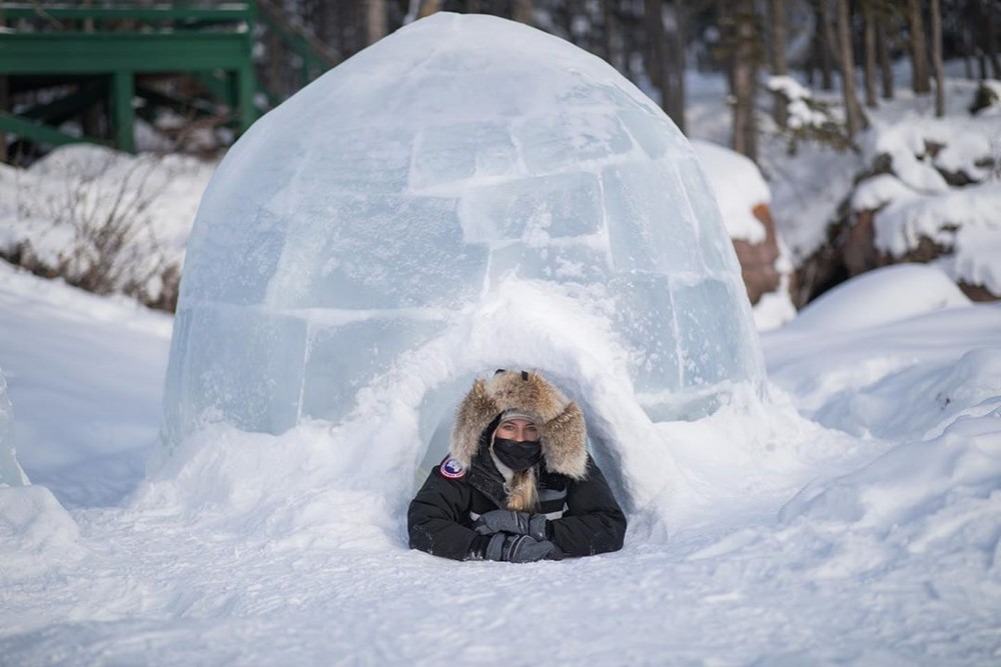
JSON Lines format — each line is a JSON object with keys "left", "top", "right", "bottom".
{"left": 788, "top": 264, "right": 970, "bottom": 333}
{"left": 780, "top": 409, "right": 1001, "bottom": 560}
{"left": 0, "top": 262, "right": 172, "bottom": 508}
{"left": 691, "top": 139, "right": 770, "bottom": 243}
{"left": 816, "top": 346, "right": 1001, "bottom": 441}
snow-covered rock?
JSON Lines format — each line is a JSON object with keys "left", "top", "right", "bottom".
{"left": 843, "top": 113, "right": 1001, "bottom": 300}
{"left": 692, "top": 140, "right": 796, "bottom": 329}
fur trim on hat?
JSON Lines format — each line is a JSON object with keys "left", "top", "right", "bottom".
{"left": 450, "top": 370, "right": 588, "bottom": 480}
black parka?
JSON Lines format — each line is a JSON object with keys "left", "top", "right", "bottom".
{"left": 408, "top": 446, "right": 627, "bottom": 561}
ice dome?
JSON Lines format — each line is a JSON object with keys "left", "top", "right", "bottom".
{"left": 164, "top": 13, "right": 764, "bottom": 470}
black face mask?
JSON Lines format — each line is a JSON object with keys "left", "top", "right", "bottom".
{"left": 492, "top": 437, "right": 543, "bottom": 472}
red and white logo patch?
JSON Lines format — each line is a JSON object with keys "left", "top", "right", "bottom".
{"left": 439, "top": 457, "right": 466, "bottom": 479}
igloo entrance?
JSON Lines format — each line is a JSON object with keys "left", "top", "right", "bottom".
{"left": 163, "top": 13, "right": 764, "bottom": 499}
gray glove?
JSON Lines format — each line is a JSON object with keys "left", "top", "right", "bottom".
{"left": 473, "top": 510, "right": 547, "bottom": 541}
{"left": 483, "top": 533, "right": 556, "bottom": 563}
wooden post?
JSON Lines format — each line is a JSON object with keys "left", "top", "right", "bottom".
{"left": 112, "top": 69, "right": 135, "bottom": 153}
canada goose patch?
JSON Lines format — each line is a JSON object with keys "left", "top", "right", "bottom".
{"left": 439, "top": 457, "right": 466, "bottom": 479}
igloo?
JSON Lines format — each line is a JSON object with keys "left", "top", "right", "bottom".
{"left": 164, "top": 13, "right": 764, "bottom": 480}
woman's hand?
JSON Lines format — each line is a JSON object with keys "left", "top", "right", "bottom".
{"left": 473, "top": 510, "right": 547, "bottom": 541}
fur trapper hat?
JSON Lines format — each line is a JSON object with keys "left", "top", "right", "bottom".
{"left": 450, "top": 369, "right": 588, "bottom": 480}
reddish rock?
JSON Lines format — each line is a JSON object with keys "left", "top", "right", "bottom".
{"left": 731, "top": 203, "right": 788, "bottom": 305}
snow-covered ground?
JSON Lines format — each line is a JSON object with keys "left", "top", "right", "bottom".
{"left": 2, "top": 261, "right": 999, "bottom": 664}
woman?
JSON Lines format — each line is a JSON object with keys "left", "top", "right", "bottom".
{"left": 408, "top": 369, "right": 627, "bottom": 562}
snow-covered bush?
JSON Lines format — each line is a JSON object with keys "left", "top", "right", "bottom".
{"left": 969, "top": 79, "right": 1001, "bottom": 116}
{"left": 0, "top": 145, "right": 213, "bottom": 311}
{"left": 767, "top": 76, "right": 853, "bottom": 154}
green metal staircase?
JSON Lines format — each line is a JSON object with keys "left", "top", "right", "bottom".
{"left": 0, "top": 1, "right": 339, "bottom": 160}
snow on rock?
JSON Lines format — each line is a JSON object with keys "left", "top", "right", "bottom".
{"left": 0, "top": 366, "right": 28, "bottom": 487}
{"left": 165, "top": 11, "right": 764, "bottom": 523}
{"left": 870, "top": 182, "right": 1001, "bottom": 294}
{"left": 690, "top": 140, "right": 796, "bottom": 329}
{"left": 787, "top": 263, "right": 970, "bottom": 333}
{"left": 691, "top": 139, "right": 769, "bottom": 243}
{"left": 847, "top": 111, "right": 1001, "bottom": 298}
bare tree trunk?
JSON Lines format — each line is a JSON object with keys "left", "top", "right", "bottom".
{"left": 836, "top": 0, "right": 865, "bottom": 138}
{"left": 644, "top": 0, "right": 685, "bottom": 132}
{"left": 669, "top": 1, "right": 687, "bottom": 133}
{"left": 768, "top": 0, "right": 789, "bottom": 127}
{"left": 601, "top": 0, "right": 617, "bottom": 68}
{"left": 930, "top": 0, "right": 944, "bottom": 116}
{"left": 908, "top": 0, "right": 931, "bottom": 93}
{"left": 819, "top": 0, "right": 837, "bottom": 91}
{"left": 730, "top": 0, "right": 758, "bottom": 162}
{"left": 513, "top": 0, "right": 534, "bottom": 25}
{"left": 989, "top": 2, "right": 1001, "bottom": 79}
{"left": 876, "top": 13, "right": 894, "bottom": 99}
{"left": 863, "top": 1, "right": 877, "bottom": 108}
{"left": 366, "top": 0, "right": 387, "bottom": 45}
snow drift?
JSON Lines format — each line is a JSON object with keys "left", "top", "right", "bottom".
{"left": 0, "top": 366, "right": 27, "bottom": 488}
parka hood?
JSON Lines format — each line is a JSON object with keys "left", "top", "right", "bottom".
{"left": 450, "top": 370, "right": 588, "bottom": 480}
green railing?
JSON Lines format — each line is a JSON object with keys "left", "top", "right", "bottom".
{"left": 0, "top": 1, "right": 338, "bottom": 156}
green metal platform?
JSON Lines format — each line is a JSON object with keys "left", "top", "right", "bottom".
{"left": 0, "top": 2, "right": 336, "bottom": 158}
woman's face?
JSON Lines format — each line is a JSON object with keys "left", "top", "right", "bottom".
{"left": 495, "top": 418, "right": 540, "bottom": 443}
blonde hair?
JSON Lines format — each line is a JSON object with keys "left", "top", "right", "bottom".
{"left": 505, "top": 467, "right": 539, "bottom": 512}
